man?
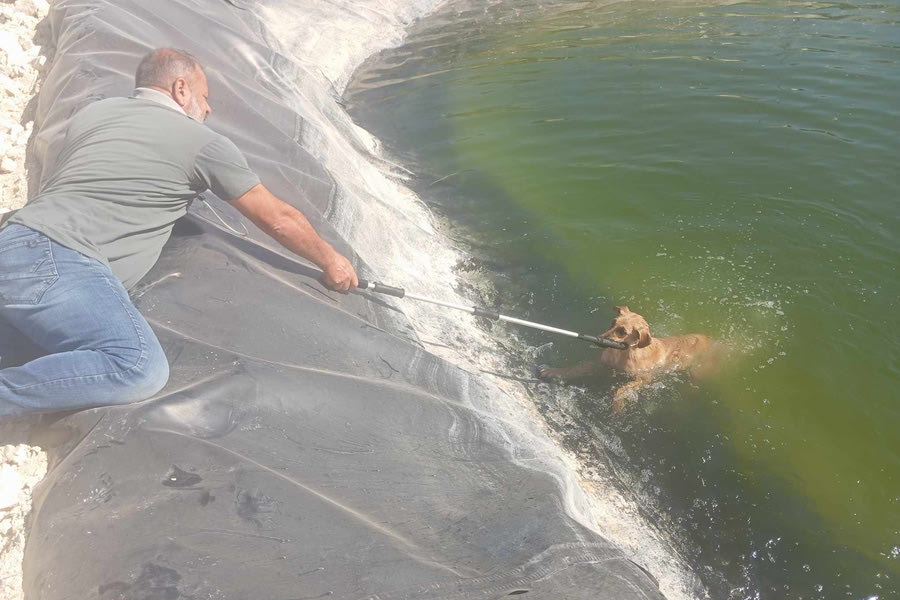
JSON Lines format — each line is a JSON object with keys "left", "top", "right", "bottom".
{"left": 0, "top": 48, "right": 358, "bottom": 416}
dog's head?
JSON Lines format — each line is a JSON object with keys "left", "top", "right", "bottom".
{"left": 601, "top": 306, "right": 652, "bottom": 349}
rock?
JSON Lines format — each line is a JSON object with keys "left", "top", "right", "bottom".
{"left": 0, "top": 156, "right": 16, "bottom": 173}
{"left": 22, "top": 0, "right": 50, "bottom": 19}
{"left": 0, "top": 463, "right": 22, "bottom": 509}
{"left": 0, "top": 74, "right": 19, "bottom": 96}
{"left": 0, "top": 444, "right": 47, "bottom": 600}
{"left": 0, "top": 31, "right": 26, "bottom": 69}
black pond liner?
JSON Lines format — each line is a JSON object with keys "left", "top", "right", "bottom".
{"left": 17, "top": 1, "right": 665, "bottom": 598}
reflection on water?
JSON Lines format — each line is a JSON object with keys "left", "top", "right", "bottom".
{"left": 347, "top": 0, "right": 899, "bottom": 598}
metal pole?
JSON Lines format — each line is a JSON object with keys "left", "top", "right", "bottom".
{"left": 357, "top": 278, "right": 627, "bottom": 350}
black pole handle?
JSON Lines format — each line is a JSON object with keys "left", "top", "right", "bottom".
{"left": 357, "top": 278, "right": 406, "bottom": 298}
{"left": 579, "top": 334, "right": 629, "bottom": 350}
{"left": 473, "top": 306, "right": 500, "bottom": 321}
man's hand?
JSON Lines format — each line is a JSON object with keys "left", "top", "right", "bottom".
{"left": 321, "top": 250, "right": 358, "bottom": 292}
{"left": 231, "top": 184, "right": 358, "bottom": 291}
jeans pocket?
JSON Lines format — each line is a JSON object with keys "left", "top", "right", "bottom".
{"left": 0, "top": 228, "right": 59, "bottom": 305}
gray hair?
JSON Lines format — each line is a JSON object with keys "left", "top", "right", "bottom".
{"left": 135, "top": 48, "right": 202, "bottom": 89}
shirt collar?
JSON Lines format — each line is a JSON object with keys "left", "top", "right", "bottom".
{"left": 132, "top": 87, "right": 186, "bottom": 115}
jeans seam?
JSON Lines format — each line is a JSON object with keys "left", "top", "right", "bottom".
{"left": 2, "top": 260, "right": 153, "bottom": 391}
{"left": 31, "top": 239, "right": 59, "bottom": 304}
{"left": 101, "top": 265, "right": 149, "bottom": 370}
{"left": 0, "top": 234, "right": 59, "bottom": 304}
{"left": 0, "top": 228, "right": 42, "bottom": 253}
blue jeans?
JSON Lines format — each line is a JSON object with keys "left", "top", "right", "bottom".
{"left": 0, "top": 224, "right": 169, "bottom": 416}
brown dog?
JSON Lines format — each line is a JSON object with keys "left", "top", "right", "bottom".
{"left": 539, "top": 306, "right": 714, "bottom": 410}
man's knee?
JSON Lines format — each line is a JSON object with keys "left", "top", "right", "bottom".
{"left": 107, "top": 338, "right": 170, "bottom": 404}
{"left": 137, "top": 350, "right": 170, "bottom": 398}
{"left": 129, "top": 345, "right": 169, "bottom": 401}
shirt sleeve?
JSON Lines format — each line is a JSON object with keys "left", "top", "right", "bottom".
{"left": 193, "top": 135, "right": 261, "bottom": 202}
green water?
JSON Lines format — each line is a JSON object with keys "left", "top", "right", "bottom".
{"left": 346, "top": 1, "right": 899, "bottom": 597}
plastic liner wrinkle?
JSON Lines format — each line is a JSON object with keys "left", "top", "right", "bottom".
{"left": 235, "top": 252, "right": 342, "bottom": 304}
{"left": 139, "top": 368, "right": 241, "bottom": 406}
{"left": 142, "top": 426, "right": 480, "bottom": 579}
{"left": 130, "top": 272, "right": 183, "bottom": 301}
{"left": 31, "top": 410, "right": 107, "bottom": 481}
{"left": 146, "top": 321, "right": 543, "bottom": 439}
{"left": 355, "top": 543, "right": 647, "bottom": 600}
{"left": 180, "top": 528, "right": 287, "bottom": 543}
{"left": 147, "top": 319, "right": 556, "bottom": 446}
{"left": 185, "top": 216, "right": 371, "bottom": 310}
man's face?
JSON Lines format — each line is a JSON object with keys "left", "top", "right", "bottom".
{"left": 184, "top": 68, "right": 211, "bottom": 122}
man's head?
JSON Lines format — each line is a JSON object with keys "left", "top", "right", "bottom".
{"left": 135, "top": 48, "right": 211, "bottom": 122}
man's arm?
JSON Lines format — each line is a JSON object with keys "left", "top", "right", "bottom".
{"left": 230, "top": 183, "right": 358, "bottom": 291}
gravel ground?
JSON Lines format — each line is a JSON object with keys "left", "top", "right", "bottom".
{"left": 0, "top": 444, "right": 47, "bottom": 600}
{"left": 0, "top": 0, "right": 49, "bottom": 213}
{"left": 1, "top": 1, "right": 51, "bottom": 599}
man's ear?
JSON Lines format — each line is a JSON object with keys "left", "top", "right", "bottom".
{"left": 615, "top": 305, "right": 630, "bottom": 315}
{"left": 637, "top": 326, "right": 652, "bottom": 348}
{"left": 171, "top": 77, "right": 189, "bottom": 106}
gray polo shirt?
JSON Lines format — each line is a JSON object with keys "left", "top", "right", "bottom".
{"left": 7, "top": 88, "right": 260, "bottom": 289}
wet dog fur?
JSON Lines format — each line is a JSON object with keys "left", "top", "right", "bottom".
{"left": 539, "top": 306, "right": 714, "bottom": 410}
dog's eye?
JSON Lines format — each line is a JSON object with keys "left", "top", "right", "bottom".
{"left": 615, "top": 327, "right": 626, "bottom": 336}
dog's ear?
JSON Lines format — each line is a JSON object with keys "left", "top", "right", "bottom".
{"left": 615, "top": 305, "right": 630, "bottom": 315}
{"left": 637, "top": 325, "right": 652, "bottom": 348}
